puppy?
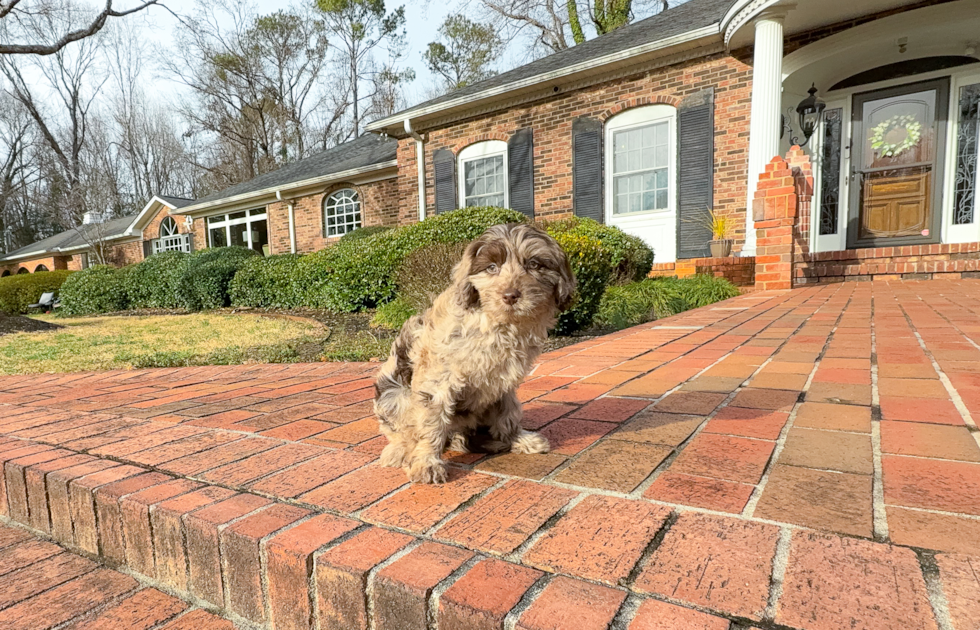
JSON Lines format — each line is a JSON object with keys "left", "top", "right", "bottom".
{"left": 373, "top": 223, "right": 575, "bottom": 483}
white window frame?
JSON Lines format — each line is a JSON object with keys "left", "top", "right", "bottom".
{"left": 323, "top": 188, "right": 362, "bottom": 237}
{"left": 943, "top": 70, "right": 980, "bottom": 245}
{"left": 604, "top": 105, "right": 676, "bottom": 218}
{"left": 206, "top": 209, "right": 269, "bottom": 252}
{"left": 151, "top": 216, "right": 191, "bottom": 254}
{"left": 458, "top": 140, "right": 508, "bottom": 208}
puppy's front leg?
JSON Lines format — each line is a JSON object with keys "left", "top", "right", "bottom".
{"left": 405, "top": 389, "right": 453, "bottom": 484}
{"left": 487, "top": 391, "right": 551, "bottom": 455}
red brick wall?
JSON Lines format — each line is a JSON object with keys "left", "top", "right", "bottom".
{"left": 0, "top": 255, "right": 72, "bottom": 276}
{"left": 649, "top": 257, "right": 756, "bottom": 287}
{"left": 796, "top": 244, "right": 980, "bottom": 284}
{"left": 265, "top": 177, "right": 400, "bottom": 255}
{"left": 398, "top": 53, "right": 754, "bottom": 249}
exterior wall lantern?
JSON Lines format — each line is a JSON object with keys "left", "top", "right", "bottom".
{"left": 782, "top": 84, "right": 826, "bottom": 147}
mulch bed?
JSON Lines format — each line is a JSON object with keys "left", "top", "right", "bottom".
{"left": 0, "top": 314, "right": 62, "bottom": 336}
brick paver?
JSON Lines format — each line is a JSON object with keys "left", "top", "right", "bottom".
{"left": 3, "top": 281, "right": 980, "bottom": 630}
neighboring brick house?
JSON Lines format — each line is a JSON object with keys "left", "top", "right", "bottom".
{"left": 0, "top": 197, "right": 195, "bottom": 277}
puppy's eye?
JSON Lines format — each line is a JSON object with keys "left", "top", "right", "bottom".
{"left": 526, "top": 260, "right": 541, "bottom": 271}
{"left": 486, "top": 263, "right": 499, "bottom": 274}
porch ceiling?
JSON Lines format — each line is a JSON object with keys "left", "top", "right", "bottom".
{"left": 781, "top": 0, "right": 980, "bottom": 96}
{"left": 725, "top": 0, "right": 970, "bottom": 49}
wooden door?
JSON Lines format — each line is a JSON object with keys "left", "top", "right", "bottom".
{"left": 849, "top": 78, "right": 949, "bottom": 247}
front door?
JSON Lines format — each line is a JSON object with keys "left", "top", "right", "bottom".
{"left": 848, "top": 78, "right": 949, "bottom": 248}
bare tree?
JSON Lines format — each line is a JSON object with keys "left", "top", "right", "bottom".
{"left": 0, "top": 0, "right": 162, "bottom": 56}
{"left": 315, "top": 0, "right": 408, "bottom": 137}
{"left": 0, "top": 26, "right": 108, "bottom": 229}
{"left": 424, "top": 13, "right": 502, "bottom": 93}
{"left": 164, "top": 0, "right": 337, "bottom": 187}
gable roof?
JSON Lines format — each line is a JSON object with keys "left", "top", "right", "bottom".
{"left": 178, "top": 134, "right": 398, "bottom": 215}
{"left": 367, "top": 0, "right": 734, "bottom": 136}
{"left": 0, "top": 214, "right": 138, "bottom": 263}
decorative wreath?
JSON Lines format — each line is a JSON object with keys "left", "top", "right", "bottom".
{"left": 870, "top": 114, "right": 922, "bottom": 158}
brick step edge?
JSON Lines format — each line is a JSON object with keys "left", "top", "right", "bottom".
{"left": 0, "top": 434, "right": 731, "bottom": 630}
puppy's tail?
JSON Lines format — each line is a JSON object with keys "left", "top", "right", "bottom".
{"left": 374, "top": 314, "right": 422, "bottom": 429}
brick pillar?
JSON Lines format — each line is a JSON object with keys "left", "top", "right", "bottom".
{"left": 752, "top": 147, "right": 814, "bottom": 290}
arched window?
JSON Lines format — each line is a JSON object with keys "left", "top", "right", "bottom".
{"left": 17, "top": 267, "right": 29, "bottom": 274}
{"left": 1, "top": 269, "right": 10, "bottom": 277}
{"left": 159, "top": 216, "right": 179, "bottom": 238}
{"left": 605, "top": 105, "right": 676, "bottom": 216}
{"left": 458, "top": 141, "right": 508, "bottom": 208}
{"left": 323, "top": 188, "right": 361, "bottom": 237}
{"left": 34, "top": 264, "right": 49, "bottom": 272}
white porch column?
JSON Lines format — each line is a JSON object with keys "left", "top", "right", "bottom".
{"left": 743, "top": 11, "right": 787, "bottom": 256}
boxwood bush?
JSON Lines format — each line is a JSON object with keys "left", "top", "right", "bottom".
{"left": 339, "top": 225, "right": 392, "bottom": 242}
{"left": 0, "top": 270, "right": 74, "bottom": 314}
{"left": 551, "top": 232, "right": 613, "bottom": 335}
{"left": 124, "top": 252, "right": 190, "bottom": 309}
{"left": 544, "top": 217, "right": 654, "bottom": 284}
{"left": 59, "top": 266, "right": 130, "bottom": 316}
{"left": 176, "top": 247, "right": 259, "bottom": 311}
{"left": 295, "top": 207, "right": 528, "bottom": 311}
{"left": 229, "top": 254, "right": 304, "bottom": 308}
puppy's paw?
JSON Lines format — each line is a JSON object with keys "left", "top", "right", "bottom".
{"left": 379, "top": 443, "right": 408, "bottom": 468}
{"left": 511, "top": 430, "right": 550, "bottom": 454}
{"left": 407, "top": 459, "right": 448, "bottom": 484}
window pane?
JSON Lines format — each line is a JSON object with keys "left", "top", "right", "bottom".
{"left": 209, "top": 227, "right": 227, "bottom": 248}
{"left": 229, "top": 222, "right": 248, "bottom": 248}
{"left": 229, "top": 211, "right": 247, "bottom": 221}
{"left": 323, "top": 188, "right": 361, "bottom": 237}
{"left": 207, "top": 215, "right": 224, "bottom": 226}
{"left": 463, "top": 155, "right": 505, "bottom": 207}
{"left": 249, "top": 219, "right": 269, "bottom": 255}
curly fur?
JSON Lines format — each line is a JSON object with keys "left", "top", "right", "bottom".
{"left": 374, "top": 223, "right": 576, "bottom": 483}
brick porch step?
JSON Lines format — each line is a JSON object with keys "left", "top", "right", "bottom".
{"left": 0, "top": 522, "right": 233, "bottom": 630}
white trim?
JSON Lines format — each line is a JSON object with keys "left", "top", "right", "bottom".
{"left": 457, "top": 141, "right": 509, "bottom": 208}
{"left": 177, "top": 161, "right": 398, "bottom": 216}
{"left": 205, "top": 209, "right": 270, "bottom": 253}
{"left": 944, "top": 72, "right": 980, "bottom": 244}
{"left": 604, "top": 104, "right": 678, "bottom": 263}
{"left": 365, "top": 25, "right": 721, "bottom": 134}
{"left": 124, "top": 195, "right": 181, "bottom": 236}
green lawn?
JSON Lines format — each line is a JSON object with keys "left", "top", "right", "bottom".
{"left": 0, "top": 313, "right": 328, "bottom": 375}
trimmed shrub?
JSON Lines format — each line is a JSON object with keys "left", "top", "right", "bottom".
{"left": 551, "top": 232, "right": 613, "bottom": 335}
{"left": 544, "top": 217, "right": 654, "bottom": 284}
{"left": 295, "top": 206, "right": 527, "bottom": 312}
{"left": 396, "top": 242, "right": 467, "bottom": 311}
{"left": 229, "top": 254, "right": 303, "bottom": 308}
{"left": 371, "top": 296, "right": 416, "bottom": 330}
{"left": 59, "top": 266, "right": 130, "bottom": 316}
{"left": 124, "top": 252, "right": 190, "bottom": 309}
{"left": 594, "top": 275, "right": 741, "bottom": 330}
{"left": 0, "top": 270, "right": 74, "bottom": 314}
{"left": 176, "top": 247, "right": 259, "bottom": 311}
{"left": 339, "top": 225, "right": 392, "bottom": 242}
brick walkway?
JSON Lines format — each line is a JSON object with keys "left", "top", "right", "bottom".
{"left": 2, "top": 280, "right": 980, "bottom": 630}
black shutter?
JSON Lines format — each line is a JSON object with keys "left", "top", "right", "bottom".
{"left": 187, "top": 232, "right": 195, "bottom": 253}
{"left": 572, "top": 117, "right": 603, "bottom": 222}
{"left": 677, "top": 89, "right": 715, "bottom": 259}
{"left": 142, "top": 240, "right": 152, "bottom": 259}
{"left": 433, "top": 148, "right": 456, "bottom": 214}
{"left": 507, "top": 128, "right": 534, "bottom": 217}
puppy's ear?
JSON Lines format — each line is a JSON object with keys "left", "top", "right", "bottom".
{"left": 554, "top": 247, "right": 576, "bottom": 311}
{"left": 451, "top": 238, "right": 482, "bottom": 309}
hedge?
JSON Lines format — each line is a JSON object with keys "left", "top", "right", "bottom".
{"left": 124, "top": 252, "right": 189, "bottom": 309}
{"left": 551, "top": 232, "right": 613, "bottom": 335}
{"left": 295, "top": 206, "right": 528, "bottom": 312}
{"left": 176, "top": 247, "right": 259, "bottom": 311}
{"left": 229, "top": 254, "right": 304, "bottom": 308}
{"left": 544, "top": 217, "right": 654, "bottom": 285}
{"left": 0, "top": 270, "right": 75, "bottom": 314}
{"left": 58, "top": 266, "right": 130, "bottom": 316}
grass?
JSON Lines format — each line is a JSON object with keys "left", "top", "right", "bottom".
{"left": 0, "top": 313, "right": 326, "bottom": 375}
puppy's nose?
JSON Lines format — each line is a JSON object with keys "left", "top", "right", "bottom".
{"left": 502, "top": 289, "right": 522, "bottom": 305}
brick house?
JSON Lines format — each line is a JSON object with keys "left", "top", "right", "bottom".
{"left": 0, "top": 196, "right": 195, "bottom": 277}
{"left": 8, "top": 0, "right": 978, "bottom": 288}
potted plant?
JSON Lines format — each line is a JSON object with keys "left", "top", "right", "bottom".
{"left": 705, "top": 210, "right": 733, "bottom": 257}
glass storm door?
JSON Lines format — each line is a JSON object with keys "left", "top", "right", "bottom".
{"left": 849, "top": 78, "right": 949, "bottom": 247}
